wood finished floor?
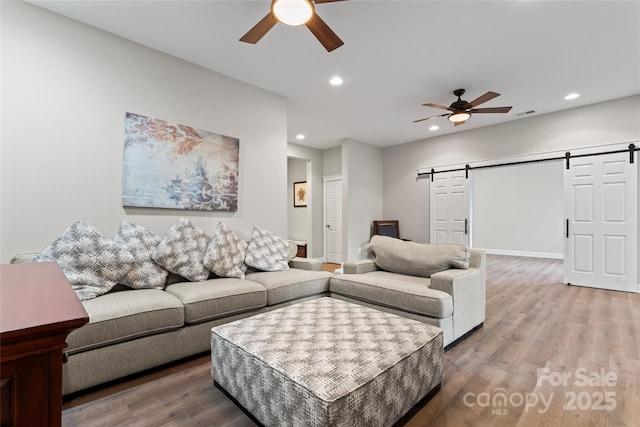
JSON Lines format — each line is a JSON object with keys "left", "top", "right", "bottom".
{"left": 322, "top": 262, "right": 342, "bottom": 273}
{"left": 62, "top": 256, "right": 640, "bottom": 426}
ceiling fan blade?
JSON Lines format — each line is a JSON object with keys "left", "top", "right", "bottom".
{"left": 239, "top": 12, "right": 278, "bottom": 44}
{"left": 305, "top": 13, "right": 344, "bottom": 52}
{"left": 471, "top": 106, "right": 513, "bottom": 114}
{"left": 422, "top": 103, "right": 451, "bottom": 110}
{"left": 465, "top": 91, "right": 500, "bottom": 109}
{"left": 454, "top": 120, "right": 466, "bottom": 126}
{"left": 413, "top": 113, "right": 449, "bottom": 123}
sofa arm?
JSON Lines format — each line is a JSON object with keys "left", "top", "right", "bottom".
{"left": 289, "top": 257, "right": 323, "bottom": 271}
{"left": 343, "top": 259, "right": 378, "bottom": 274}
{"left": 430, "top": 265, "right": 486, "bottom": 339}
{"left": 431, "top": 268, "right": 483, "bottom": 295}
{"left": 431, "top": 249, "right": 486, "bottom": 295}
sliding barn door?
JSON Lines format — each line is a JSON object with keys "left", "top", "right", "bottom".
{"left": 430, "top": 170, "right": 471, "bottom": 246}
{"left": 564, "top": 150, "right": 638, "bottom": 292}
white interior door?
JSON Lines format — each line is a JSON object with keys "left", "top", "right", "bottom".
{"left": 324, "top": 177, "right": 343, "bottom": 263}
{"left": 564, "top": 151, "right": 638, "bottom": 292}
{"left": 430, "top": 170, "right": 471, "bottom": 246}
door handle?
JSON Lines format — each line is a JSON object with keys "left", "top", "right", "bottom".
{"left": 464, "top": 219, "right": 469, "bottom": 235}
{"left": 566, "top": 219, "right": 569, "bottom": 238}
{"left": 326, "top": 225, "right": 330, "bottom": 229}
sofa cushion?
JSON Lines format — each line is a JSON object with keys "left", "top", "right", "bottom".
{"left": 329, "top": 271, "right": 453, "bottom": 318}
{"left": 66, "top": 289, "right": 184, "bottom": 355}
{"left": 368, "top": 235, "right": 470, "bottom": 278}
{"left": 114, "top": 220, "right": 168, "bottom": 289}
{"left": 164, "top": 279, "right": 267, "bottom": 324}
{"left": 30, "top": 220, "right": 136, "bottom": 301}
{"left": 245, "top": 269, "right": 332, "bottom": 305}
{"left": 203, "top": 222, "right": 248, "bottom": 279}
{"left": 287, "top": 241, "right": 298, "bottom": 261}
{"left": 152, "top": 217, "right": 209, "bottom": 282}
{"left": 244, "top": 226, "right": 290, "bottom": 272}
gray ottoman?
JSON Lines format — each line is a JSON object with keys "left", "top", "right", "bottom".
{"left": 211, "top": 297, "right": 443, "bottom": 426}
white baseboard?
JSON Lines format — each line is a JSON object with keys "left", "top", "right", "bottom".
{"left": 481, "top": 248, "right": 564, "bottom": 259}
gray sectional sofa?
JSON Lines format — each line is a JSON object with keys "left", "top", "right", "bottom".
{"left": 10, "top": 232, "right": 485, "bottom": 395}
{"left": 330, "top": 236, "right": 486, "bottom": 347}
{"left": 10, "top": 252, "right": 332, "bottom": 395}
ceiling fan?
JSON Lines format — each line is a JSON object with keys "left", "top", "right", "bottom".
{"left": 414, "top": 89, "right": 512, "bottom": 126}
{"left": 240, "top": 0, "right": 346, "bottom": 52}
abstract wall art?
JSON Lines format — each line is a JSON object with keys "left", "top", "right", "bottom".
{"left": 122, "top": 112, "right": 239, "bottom": 211}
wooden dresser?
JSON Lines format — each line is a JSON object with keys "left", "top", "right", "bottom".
{"left": 1, "top": 262, "right": 88, "bottom": 427}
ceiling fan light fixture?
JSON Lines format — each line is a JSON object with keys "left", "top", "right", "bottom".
{"left": 448, "top": 112, "right": 471, "bottom": 123}
{"left": 329, "top": 76, "right": 343, "bottom": 86}
{"left": 272, "top": 0, "right": 314, "bottom": 26}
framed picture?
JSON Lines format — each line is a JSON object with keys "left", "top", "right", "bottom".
{"left": 122, "top": 112, "right": 239, "bottom": 211}
{"left": 294, "top": 181, "right": 308, "bottom": 207}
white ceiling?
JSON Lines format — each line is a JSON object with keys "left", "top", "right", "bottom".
{"left": 29, "top": 0, "right": 640, "bottom": 150}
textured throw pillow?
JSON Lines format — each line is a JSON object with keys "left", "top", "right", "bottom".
{"left": 203, "top": 222, "right": 248, "bottom": 279}
{"left": 30, "top": 220, "right": 136, "bottom": 301}
{"left": 114, "top": 220, "right": 168, "bottom": 289}
{"left": 368, "top": 235, "right": 470, "bottom": 278}
{"left": 152, "top": 217, "right": 209, "bottom": 281}
{"left": 244, "top": 226, "right": 290, "bottom": 272}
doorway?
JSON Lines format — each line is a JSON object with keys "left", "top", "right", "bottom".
{"left": 427, "top": 143, "right": 639, "bottom": 292}
{"left": 324, "top": 175, "right": 343, "bottom": 263}
{"left": 287, "top": 157, "right": 311, "bottom": 251}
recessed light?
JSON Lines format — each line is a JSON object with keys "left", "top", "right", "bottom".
{"left": 296, "top": 134, "right": 305, "bottom": 140}
{"left": 429, "top": 125, "right": 439, "bottom": 131}
{"left": 329, "top": 76, "right": 343, "bottom": 86}
{"left": 564, "top": 93, "right": 580, "bottom": 100}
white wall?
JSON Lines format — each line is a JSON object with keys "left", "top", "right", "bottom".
{"left": 287, "top": 157, "right": 310, "bottom": 243}
{"left": 0, "top": 1, "right": 288, "bottom": 262}
{"left": 323, "top": 146, "right": 342, "bottom": 176}
{"left": 383, "top": 96, "right": 640, "bottom": 251}
{"left": 342, "top": 139, "right": 383, "bottom": 261}
{"left": 287, "top": 143, "right": 324, "bottom": 258}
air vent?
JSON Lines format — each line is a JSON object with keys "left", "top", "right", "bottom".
{"left": 516, "top": 110, "right": 536, "bottom": 117}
